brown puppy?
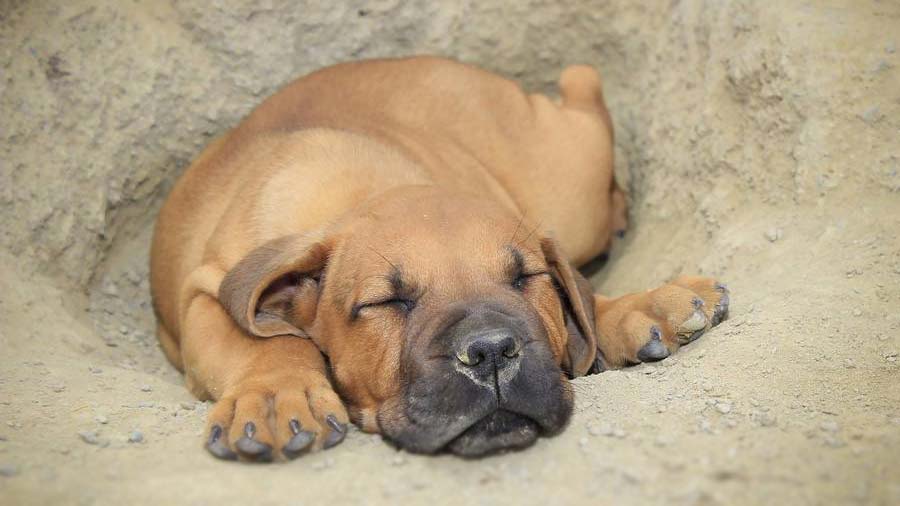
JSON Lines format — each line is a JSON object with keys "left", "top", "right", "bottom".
{"left": 150, "top": 56, "right": 729, "bottom": 461}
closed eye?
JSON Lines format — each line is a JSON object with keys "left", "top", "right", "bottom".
{"left": 512, "top": 271, "right": 549, "bottom": 291}
{"left": 351, "top": 298, "right": 416, "bottom": 319}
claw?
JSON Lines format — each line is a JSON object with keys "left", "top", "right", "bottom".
{"left": 282, "top": 419, "right": 315, "bottom": 459}
{"left": 712, "top": 284, "right": 730, "bottom": 326}
{"left": 234, "top": 422, "right": 273, "bottom": 461}
{"left": 637, "top": 326, "right": 670, "bottom": 362}
{"left": 205, "top": 425, "right": 237, "bottom": 461}
{"left": 323, "top": 414, "right": 347, "bottom": 449}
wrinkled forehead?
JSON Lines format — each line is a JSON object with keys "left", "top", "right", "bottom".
{"left": 334, "top": 189, "right": 544, "bottom": 290}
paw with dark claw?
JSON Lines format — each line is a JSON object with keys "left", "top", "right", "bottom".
{"left": 203, "top": 377, "right": 350, "bottom": 462}
{"left": 234, "top": 422, "right": 273, "bottom": 462}
{"left": 206, "top": 425, "right": 237, "bottom": 461}
{"left": 636, "top": 326, "right": 670, "bottom": 362}
{"left": 597, "top": 276, "right": 730, "bottom": 368}
{"left": 282, "top": 419, "right": 316, "bottom": 459}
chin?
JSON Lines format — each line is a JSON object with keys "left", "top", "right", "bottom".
{"left": 445, "top": 410, "right": 541, "bottom": 457}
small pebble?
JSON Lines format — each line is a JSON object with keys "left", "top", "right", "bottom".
{"left": 128, "top": 430, "right": 143, "bottom": 443}
{"left": 140, "top": 385, "right": 152, "bottom": 392}
{"left": 78, "top": 431, "right": 100, "bottom": 445}
{"left": 852, "top": 309, "right": 862, "bottom": 317}
{"left": 820, "top": 420, "right": 840, "bottom": 433}
{"left": 823, "top": 435, "right": 846, "bottom": 448}
{"left": 0, "top": 465, "right": 18, "bottom": 477}
{"left": 859, "top": 106, "right": 882, "bottom": 124}
{"left": 764, "top": 228, "right": 782, "bottom": 242}
{"left": 101, "top": 282, "right": 118, "bottom": 296}
{"left": 716, "top": 402, "right": 733, "bottom": 414}
{"left": 125, "top": 269, "right": 141, "bottom": 284}
{"left": 180, "top": 402, "right": 195, "bottom": 411}
{"left": 391, "top": 455, "right": 406, "bottom": 466}
{"left": 95, "top": 415, "right": 109, "bottom": 425}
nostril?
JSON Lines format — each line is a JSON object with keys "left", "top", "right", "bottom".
{"left": 501, "top": 339, "right": 520, "bottom": 358}
{"left": 456, "top": 330, "right": 521, "bottom": 368}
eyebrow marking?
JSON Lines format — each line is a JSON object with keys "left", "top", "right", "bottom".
{"left": 506, "top": 245, "right": 526, "bottom": 278}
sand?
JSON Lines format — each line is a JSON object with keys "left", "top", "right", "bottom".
{"left": 1, "top": 1, "right": 898, "bottom": 505}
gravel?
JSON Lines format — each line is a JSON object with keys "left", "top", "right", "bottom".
{"left": 0, "top": 464, "right": 18, "bottom": 477}
{"left": 78, "top": 431, "right": 100, "bottom": 445}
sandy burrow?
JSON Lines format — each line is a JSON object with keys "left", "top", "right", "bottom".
{"left": 1, "top": 189, "right": 899, "bottom": 505}
{"left": 2, "top": 0, "right": 900, "bottom": 505}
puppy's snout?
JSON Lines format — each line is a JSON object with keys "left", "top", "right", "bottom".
{"left": 455, "top": 329, "right": 521, "bottom": 369}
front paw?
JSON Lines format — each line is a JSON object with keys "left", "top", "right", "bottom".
{"left": 596, "top": 276, "right": 730, "bottom": 368}
{"left": 204, "top": 374, "right": 349, "bottom": 462}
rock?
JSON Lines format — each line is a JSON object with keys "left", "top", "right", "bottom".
{"left": 140, "top": 384, "right": 152, "bottom": 392}
{"left": 823, "top": 435, "right": 846, "bottom": 448}
{"left": 859, "top": 106, "right": 883, "bottom": 124}
{"left": 0, "top": 464, "right": 18, "bottom": 477}
{"left": 101, "top": 281, "right": 118, "bottom": 297}
{"left": 125, "top": 269, "right": 141, "bottom": 284}
{"left": 751, "top": 410, "right": 778, "bottom": 427}
{"left": 716, "top": 402, "right": 733, "bottom": 414}
{"left": 764, "top": 227, "right": 782, "bottom": 242}
{"left": 852, "top": 309, "right": 862, "bottom": 317}
{"left": 128, "top": 430, "right": 144, "bottom": 443}
{"left": 94, "top": 415, "right": 109, "bottom": 425}
{"left": 588, "top": 423, "right": 615, "bottom": 437}
{"left": 78, "top": 431, "right": 100, "bottom": 445}
{"left": 179, "top": 402, "right": 195, "bottom": 411}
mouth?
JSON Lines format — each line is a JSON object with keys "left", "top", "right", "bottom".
{"left": 445, "top": 409, "right": 540, "bottom": 457}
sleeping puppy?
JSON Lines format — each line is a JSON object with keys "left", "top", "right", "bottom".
{"left": 150, "top": 56, "right": 729, "bottom": 461}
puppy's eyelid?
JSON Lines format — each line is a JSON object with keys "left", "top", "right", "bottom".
{"left": 512, "top": 271, "right": 549, "bottom": 291}
{"left": 351, "top": 297, "right": 416, "bottom": 320}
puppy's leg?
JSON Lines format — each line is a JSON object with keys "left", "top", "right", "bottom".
{"left": 181, "top": 294, "right": 349, "bottom": 462}
{"left": 594, "top": 276, "right": 730, "bottom": 368}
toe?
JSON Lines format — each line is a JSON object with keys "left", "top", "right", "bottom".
{"left": 323, "top": 414, "right": 348, "bottom": 449}
{"left": 205, "top": 424, "right": 237, "bottom": 461}
{"left": 274, "top": 391, "right": 322, "bottom": 458}
{"left": 229, "top": 393, "right": 275, "bottom": 462}
{"left": 636, "top": 326, "right": 670, "bottom": 362}
{"left": 205, "top": 398, "right": 238, "bottom": 461}
{"left": 307, "top": 386, "right": 350, "bottom": 450}
{"left": 711, "top": 283, "right": 730, "bottom": 325}
{"left": 233, "top": 421, "right": 273, "bottom": 462}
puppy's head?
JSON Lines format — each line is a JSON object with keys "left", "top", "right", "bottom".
{"left": 220, "top": 187, "right": 599, "bottom": 456}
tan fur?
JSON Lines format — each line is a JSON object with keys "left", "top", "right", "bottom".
{"left": 150, "top": 56, "right": 726, "bottom": 460}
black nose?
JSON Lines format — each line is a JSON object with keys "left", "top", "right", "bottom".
{"left": 456, "top": 328, "right": 521, "bottom": 370}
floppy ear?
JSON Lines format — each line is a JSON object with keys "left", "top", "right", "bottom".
{"left": 541, "top": 238, "right": 600, "bottom": 377}
{"left": 219, "top": 232, "right": 331, "bottom": 338}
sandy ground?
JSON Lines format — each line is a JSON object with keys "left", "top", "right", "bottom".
{"left": 2, "top": 1, "right": 900, "bottom": 505}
